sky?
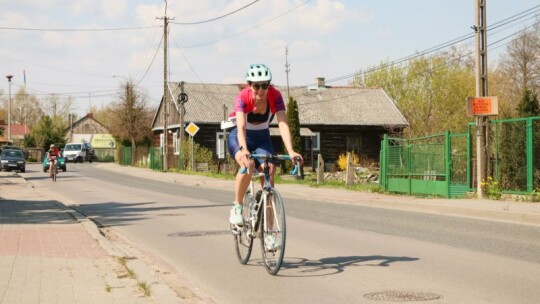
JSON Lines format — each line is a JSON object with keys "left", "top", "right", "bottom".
{"left": 0, "top": 0, "right": 539, "bottom": 117}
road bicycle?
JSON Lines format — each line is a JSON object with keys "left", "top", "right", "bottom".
{"left": 231, "top": 154, "right": 301, "bottom": 275}
{"left": 49, "top": 158, "right": 58, "bottom": 182}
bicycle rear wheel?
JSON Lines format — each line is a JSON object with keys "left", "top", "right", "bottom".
{"left": 233, "top": 192, "right": 254, "bottom": 264}
{"left": 260, "top": 189, "right": 286, "bottom": 275}
{"left": 51, "top": 165, "right": 57, "bottom": 182}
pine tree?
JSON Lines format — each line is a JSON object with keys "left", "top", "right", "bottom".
{"left": 499, "top": 90, "right": 540, "bottom": 191}
{"left": 286, "top": 96, "right": 302, "bottom": 155}
{"left": 517, "top": 89, "right": 540, "bottom": 117}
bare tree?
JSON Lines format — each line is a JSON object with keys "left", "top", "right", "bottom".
{"left": 9, "top": 87, "right": 45, "bottom": 127}
{"left": 42, "top": 94, "right": 74, "bottom": 121}
{"left": 495, "top": 26, "right": 540, "bottom": 116}
{"left": 109, "top": 81, "right": 153, "bottom": 151}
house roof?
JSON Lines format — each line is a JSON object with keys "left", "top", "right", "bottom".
{"left": 153, "top": 82, "right": 408, "bottom": 129}
{"left": 0, "top": 124, "right": 30, "bottom": 137}
{"left": 64, "top": 113, "right": 110, "bottom": 133}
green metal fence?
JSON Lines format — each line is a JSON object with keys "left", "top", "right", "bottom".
{"left": 380, "top": 116, "right": 540, "bottom": 197}
{"left": 491, "top": 116, "right": 540, "bottom": 194}
{"left": 121, "top": 147, "right": 132, "bottom": 166}
{"left": 380, "top": 131, "right": 470, "bottom": 198}
{"left": 149, "top": 147, "right": 163, "bottom": 170}
{"left": 117, "top": 146, "right": 163, "bottom": 170}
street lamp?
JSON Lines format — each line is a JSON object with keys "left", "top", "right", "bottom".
{"left": 5, "top": 74, "right": 13, "bottom": 142}
{"left": 111, "top": 74, "right": 131, "bottom": 97}
{"left": 111, "top": 74, "right": 128, "bottom": 80}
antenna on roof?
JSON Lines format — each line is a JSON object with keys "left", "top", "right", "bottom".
{"left": 285, "top": 46, "right": 291, "bottom": 101}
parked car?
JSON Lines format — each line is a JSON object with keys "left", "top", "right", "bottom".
{"left": 0, "top": 145, "right": 22, "bottom": 155}
{"left": 0, "top": 149, "right": 26, "bottom": 172}
{"left": 63, "top": 142, "right": 95, "bottom": 162}
{"left": 43, "top": 153, "right": 67, "bottom": 172}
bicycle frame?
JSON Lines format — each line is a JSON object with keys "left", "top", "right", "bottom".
{"left": 233, "top": 154, "right": 300, "bottom": 275}
{"left": 246, "top": 158, "right": 275, "bottom": 238}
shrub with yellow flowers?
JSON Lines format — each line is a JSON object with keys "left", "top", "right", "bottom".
{"left": 481, "top": 176, "right": 502, "bottom": 200}
{"left": 529, "top": 188, "right": 540, "bottom": 202}
{"left": 337, "top": 152, "right": 360, "bottom": 171}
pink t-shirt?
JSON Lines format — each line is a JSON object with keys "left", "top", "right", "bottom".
{"left": 232, "top": 86, "right": 285, "bottom": 130}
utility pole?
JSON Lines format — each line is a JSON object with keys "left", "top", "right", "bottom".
{"left": 5, "top": 75, "right": 13, "bottom": 142}
{"left": 178, "top": 81, "right": 187, "bottom": 170}
{"left": 222, "top": 104, "right": 228, "bottom": 172}
{"left": 69, "top": 113, "right": 74, "bottom": 142}
{"left": 157, "top": 5, "right": 174, "bottom": 171}
{"left": 475, "top": 0, "right": 488, "bottom": 198}
{"left": 285, "top": 46, "right": 291, "bottom": 101}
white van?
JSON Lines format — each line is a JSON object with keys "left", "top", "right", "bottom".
{"left": 63, "top": 142, "right": 93, "bottom": 163}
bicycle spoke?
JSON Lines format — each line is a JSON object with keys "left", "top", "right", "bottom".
{"left": 260, "top": 189, "right": 286, "bottom": 275}
{"left": 233, "top": 192, "right": 254, "bottom": 264}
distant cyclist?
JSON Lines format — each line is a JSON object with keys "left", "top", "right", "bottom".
{"left": 47, "top": 144, "right": 60, "bottom": 177}
{"left": 228, "top": 63, "right": 303, "bottom": 225}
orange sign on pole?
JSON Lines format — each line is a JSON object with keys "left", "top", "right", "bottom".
{"left": 466, "top": 96, "right": 498, "bottom": 116}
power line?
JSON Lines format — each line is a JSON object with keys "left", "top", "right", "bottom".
{"left": 0, "top": 25, "right": 160, "bottom": 32}
{"left": 296, "top": 19, "right": 540, "bottom": 106}
{"left": 135, "top": 33, "right": 164, "bottom": 86}
{"left": 171, "top": 0, "right": 260, "bottom": 25}
{"left": 174, "top": 0, "right": 312, "bottom": 48}
{"left": 321, "top": 4, "right": 540, "bottom": 86}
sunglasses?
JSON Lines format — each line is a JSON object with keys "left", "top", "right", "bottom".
{"left": 251, "top": 83, "right": 270, "bottom": 90}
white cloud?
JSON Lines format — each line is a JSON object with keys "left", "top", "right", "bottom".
{"left": 290, "top": 39, "right": 324, "bottom": 58}
{"left": 136, "top": 4, "right": 164, "bottom": 26}
{"left": 69, "top": 0, "right": 96, "bottom": 16}
{"left": 41, "top": 31, "right": 64, "bottom": 49}
{"left": 100, "top": 0, "right": 128, "bottom": 20}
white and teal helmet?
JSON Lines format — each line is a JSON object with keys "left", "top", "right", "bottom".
{"left": 245, "top": 64, "right": 272, "bottom": 82}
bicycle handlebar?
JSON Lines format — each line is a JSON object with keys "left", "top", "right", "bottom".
{"left": 238, "top": 154, "right": 302, "bottom": 174}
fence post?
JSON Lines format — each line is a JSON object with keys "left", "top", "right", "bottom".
{"left": 380, "top": 134, "right": 387, "bottom": 190}
{"left": 346, "top": 152, "right": 354, "bottom": 186}
{"left": 445, "top": 130, "right": 451, "bottom": 198}
{"left": 527, "top": 118, "right": 534, "bottom": 193}
{"left": 317, "top": 154, "right": 324, "bottom": 184}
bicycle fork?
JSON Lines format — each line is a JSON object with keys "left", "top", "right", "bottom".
{"left": 247, "top": 191, "right": 266, "bottom": 239}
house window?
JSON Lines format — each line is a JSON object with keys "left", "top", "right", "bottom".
{"left": 216, "top": 132, "right": 227, "bottom": 159}
{"left": 173, "top": 131, "right": 179, "bottom": 155}
{"left": 311, "top": 132, "right": 320, "bottom": 151}
{"left": 159, "top": 133, "right": 164, "bottom": 153}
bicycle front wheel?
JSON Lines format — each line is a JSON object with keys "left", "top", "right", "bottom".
{"left": 260, "top": 189, "right": 286, "bottom": 275}
{"left": 233, "top": 192, "right": 254, "bottom": 264}
{"left": 51, "top": 165, "right": 57, "bottom": 182}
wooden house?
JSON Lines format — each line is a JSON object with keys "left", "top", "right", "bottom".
{"left": 151, "top": 78, "right": 408, "bottom": 167}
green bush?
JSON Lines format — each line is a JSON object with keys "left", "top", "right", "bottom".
{"left": 481, "top": 176, "right": 502, "bottom": 200}
{"left": 179, "top": 138, "right": 215, "bottom": 171}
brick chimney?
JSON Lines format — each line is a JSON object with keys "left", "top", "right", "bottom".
{"left": 316, "top": 77, "right": 326, "bottom": 88}
{"left": 87, "top": 113, "right": 93, "bottom": 118}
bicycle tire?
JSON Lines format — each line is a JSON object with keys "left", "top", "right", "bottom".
{"left": 233, "top": 191, "right": 254, "bottom": 264}
{"left": 260, "top": 189, "right": 286, "bottom": 275}
{"left": 53, "top": 164, "right": 57, "bottom": 182}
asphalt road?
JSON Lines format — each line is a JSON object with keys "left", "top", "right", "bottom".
{"left": 24, "top": 163, "right": 540, "bottom": 304}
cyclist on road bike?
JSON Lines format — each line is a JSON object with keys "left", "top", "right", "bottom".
{"left": 228, "top": 63, "right": 303, "bottom": 226}
{"left": 47, "top": 144, "right": 60, "bottom": 177}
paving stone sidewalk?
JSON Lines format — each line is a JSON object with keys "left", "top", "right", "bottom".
{"left": 0, "top": 172, "right": 183, "bottom": 304}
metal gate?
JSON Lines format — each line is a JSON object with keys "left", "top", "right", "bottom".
{"left": 380, "top": 131, "right": 471, "bottom": 198}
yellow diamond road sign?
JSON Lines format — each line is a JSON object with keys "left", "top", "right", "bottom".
{"left": 185, "top": 122, "right": 200, "bottom": 136}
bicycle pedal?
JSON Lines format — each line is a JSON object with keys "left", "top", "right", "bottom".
{"left": 231, "top": 225, "right": 241, "bottom": 235}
